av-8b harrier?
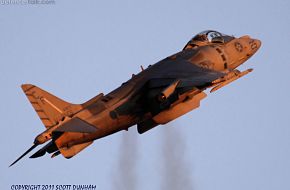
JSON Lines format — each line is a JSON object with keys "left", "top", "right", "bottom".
{"left": 10, "top": 30, "right": 261, "bottom": 166}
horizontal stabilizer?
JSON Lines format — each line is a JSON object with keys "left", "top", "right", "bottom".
{"left": 54, "top": 117, "right": 97, "bottom": 133}
{"left": 30, "top": 141, "right": 57, "bottom": 158}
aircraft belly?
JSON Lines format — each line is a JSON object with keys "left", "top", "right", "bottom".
{"left": 88, "top": 110, "right": 137, "bottom": 135}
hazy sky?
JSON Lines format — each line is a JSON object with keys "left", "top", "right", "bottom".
{"left": 1, "top": 1, "right": 290, "bottom": 190}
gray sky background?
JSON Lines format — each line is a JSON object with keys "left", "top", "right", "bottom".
{"left": 1, "top": 0, "right": 290, "bottom": 190}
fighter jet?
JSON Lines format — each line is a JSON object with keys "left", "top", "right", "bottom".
{"left": 10, "top": 30, "right": 261, "bottom": 166}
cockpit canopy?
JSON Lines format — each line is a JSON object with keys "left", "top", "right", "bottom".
{"left": 183, "top": 30, "right": 235, "bottom": 50}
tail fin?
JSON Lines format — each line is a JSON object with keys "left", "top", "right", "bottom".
{"left": 21, "top": 84, "right": 84, "bottom": 129}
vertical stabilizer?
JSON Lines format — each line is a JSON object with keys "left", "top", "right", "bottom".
{"left": 21, "top": 84, "right": 83, "bottom": 128}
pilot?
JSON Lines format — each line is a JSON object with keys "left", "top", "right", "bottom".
{"left": 183, "top": 34, "right": 208, "bottom": 50}
{"left": 194, "top": 34, "right": 208, "bottom": 41}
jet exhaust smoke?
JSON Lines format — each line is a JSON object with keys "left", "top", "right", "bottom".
{"left": 114, "top": 129, "right": 138, "bottom": 190}
{"left": 113, "top": 126, "right": 193, "bottom": 190}
{"left": 161, "top": 125, "right": 194, "bottom": 190}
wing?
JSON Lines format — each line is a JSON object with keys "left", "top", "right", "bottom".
{"left": 146, "top": 59, "right": 225, "bottom": 89}
{"left": 136, "top": 59, "right": 225, "bottom": 134}
{"left": 143, "top": 59, "right": 225, "bottom": 107}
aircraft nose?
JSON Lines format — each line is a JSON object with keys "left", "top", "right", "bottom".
{"left": 239, "top": 36, "right": 261, "bottom": 51}
{"left": 226, "top": 36, "right": 261, "bottom": 69}
{"left": 254, "top": 39, "right": 262, "bottom": 49}
{"left": 248, "top": 38, "right": 261, "bottom": 54}
{"left": 243, "top": 37, "right": 261, "bottom": 56}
